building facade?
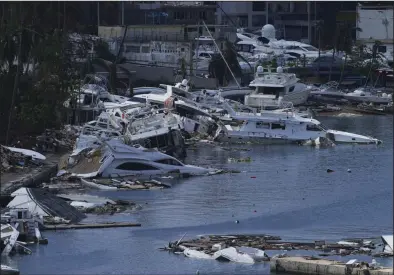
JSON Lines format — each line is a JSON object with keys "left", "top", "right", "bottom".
{"left": 216, "top": 1, "right": 358, "bottom": 46}
{"left": 356, "top": 3, "right": 393, "bottom": 62}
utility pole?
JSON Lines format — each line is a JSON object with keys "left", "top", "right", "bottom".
{"left": 121, "top": 1, "right": 124, "bottom": 25}
{"left": 97, "top": 2, "right": 100, "bottom": 27}
{"left": 266, "top": 2, "right": 269, "bottom": 25}
{"left": 307, "top": 1, "right": 311, "bottom": 44}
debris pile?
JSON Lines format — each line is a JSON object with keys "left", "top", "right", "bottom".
{"left": 1, "top": 146, "right": 42, "bottom": 173}
{"left": 162, "top": 234, "right": 282, "bottom": 253}
{"left": 35, "top": 125, "right": 81, "bottom": 153}
{"left": 56, "top": 194, "right": 140, "bottom": 214}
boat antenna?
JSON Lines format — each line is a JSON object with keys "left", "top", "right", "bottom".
{"left": 201, "top": 21, "right": 240, "bottom": 88}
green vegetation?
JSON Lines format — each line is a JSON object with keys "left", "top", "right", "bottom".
{"left": 0, "top": 3, "right": 88, "bottom": 144}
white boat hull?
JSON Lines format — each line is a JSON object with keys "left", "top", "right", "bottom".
{"left": 343, "top": 95, "right": 392, "bottom": 105}
{"left": 245, "top": 89, "right": 311, "bottom": 108}
{"left": 326, "top": 130, "right": 382, "bottom": 144}
{"left": 217, "top": 132, "right": 296, "bottom": 145}
{"left": 3, "top": 146, "right": 46, "bottom": 161}
{"left": 0, "top": 265, "right": 20, "bottom": 275}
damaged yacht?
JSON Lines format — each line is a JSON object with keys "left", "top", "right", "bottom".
{"left": 215, "top": 101, "right": 382, "bottom": 145}
{"left": 69, "top": 139, "right": 216, "bottom": 179}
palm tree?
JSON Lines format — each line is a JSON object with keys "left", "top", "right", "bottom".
{"left": 337, "top": 23, "right": 363, "bottom": 83}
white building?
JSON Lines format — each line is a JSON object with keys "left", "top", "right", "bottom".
{"left": 216, "top": 1, "right": 316, "bottom": 43}
{"left": 356, "top": 4, "right": 393, "bottom": 63}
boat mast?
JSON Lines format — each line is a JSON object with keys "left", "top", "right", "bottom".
{"left": 194, "top": 21, "right": 200, "bottom": 77}
{"left": 201, "top": 20, "right": 240, "bottom": 88}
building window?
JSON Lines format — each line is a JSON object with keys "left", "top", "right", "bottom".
{"left": 115, "top": 162, "right": 159, "bottom": 170}
{"left": 252, "top": 15, "right": 266, "bottom": 27}
{"left": 125, "top": 45, "right": 140, "bottom": 53}
{"left": 199, "top": 11, "right": 206, "bottom": 20}
{"left": 252, "top": 2, "right": 266, "bottom": 11}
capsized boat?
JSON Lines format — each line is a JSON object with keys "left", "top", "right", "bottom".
{"left": 213, "top": 246, "right": 268, "bottom": 264}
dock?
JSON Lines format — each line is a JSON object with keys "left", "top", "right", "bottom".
{"left": 43, "top": 222, "right": 141, "bottom": 230}
{"left": 270, "top": 257, "right": 393, "bottom": 275}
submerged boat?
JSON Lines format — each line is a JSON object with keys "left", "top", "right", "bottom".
{"left": 215, "top": 101, "right": 382, "bottom": 145}
{"left": 70, "top": 139, "right": 215, "bottom": 179}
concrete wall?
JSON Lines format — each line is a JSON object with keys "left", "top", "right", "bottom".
{"left": 270, "top": 257, "right": 393, "bottom": 275}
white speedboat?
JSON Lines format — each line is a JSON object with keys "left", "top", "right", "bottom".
{"left": 213, "top": 247, "right": 268, "bottom": 264}
{"left": 0, "top": 265, "right": 20, "bottom": 275}
{"left": 245, "top": 66, "right": 313, "bottom": 109}
{"left": 215, "top": 101, "right": 382, "bottom": 145}
{"left": 72, "top": 139, "right": 215, "bottom": 179}
{"left": 344, "top": 88, "right": 392, "bottom": 105}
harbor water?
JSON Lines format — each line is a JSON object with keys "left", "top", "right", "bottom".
{"left": 9, "top": 115, "right": 394, "bottom": 274}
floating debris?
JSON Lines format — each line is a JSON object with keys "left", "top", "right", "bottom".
{"left": 56, "top": 193, "right": 140, "bottom": 214}
{"left": 228, "top": 157, "right": 252, "bottom": 163}
{"left": 35, "top": 125, "right": 81, "bottom": 153}
{"left": 0, "top": 146, "right": 45, "bottom": 173}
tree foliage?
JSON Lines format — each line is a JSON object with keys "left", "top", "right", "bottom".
{"left": 0, "top": 2, "right": 89, "bottom": 144}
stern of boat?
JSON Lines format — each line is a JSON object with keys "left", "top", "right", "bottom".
{"left": 326, "top": 129, "right": 382, "bottom": 145}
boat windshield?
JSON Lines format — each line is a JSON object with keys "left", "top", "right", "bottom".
{"left": 318, "top": 123, "right": 328, "bottom": 131}
{"left": 302, "top": 46, "right": 318, "bottom": 52}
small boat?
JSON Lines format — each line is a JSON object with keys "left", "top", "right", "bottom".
{"left": 213, "top": 246, "right": 268, "bottom": 264}
{"left": 183, "top": 248, "right": 213, "bottom": 260}
{"left": 2, "top": 146, "right": 46, "bottom": 161}
{"left": 80, "top": 178, "right": 118, "bottom": 190}
{"left": 0, "top": 265, "right": 20, "bottom": 275}
{"left": 344, "top": 88, "right": 392, "bottom": 105}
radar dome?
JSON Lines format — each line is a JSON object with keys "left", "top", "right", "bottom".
{"left": 261, "top": 24, "right": 276, "bottom": 40}
{"left": 382, "top": 93, "right": 388, "bottom": 98}
{"left": 388, "top": 94, "right": 392, "bottom": 99}
{"left": 276, "top": 66, "right": 284, "bottom": 73}
{"left": 257, "top": 66, "right": 264, "bottom": 73}
{"left": 181, "top": 79, "right": 188, "bottom": 86}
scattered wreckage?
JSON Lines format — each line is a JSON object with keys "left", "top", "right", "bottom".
{"left": 161, "top": 234, "right": 394, "bottom": 264}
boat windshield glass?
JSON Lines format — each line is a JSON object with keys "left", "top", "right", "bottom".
{"left": 256, "top": 87, "right": 282, "bottom": 95}
{"left": 155, "top": 158, "right": 183, "bottom": 166}
{"left": 302, "top": 46, "right": 318, "bottom": 51}
{"left": 318, "top": 123, "right": 328, "bottom": 131}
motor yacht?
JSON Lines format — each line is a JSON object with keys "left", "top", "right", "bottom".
{"left": 215, "top": 101, "right": 382, "bottom": 145}
{"left": 245, "top": 66, "right": 313, "bottom": 109}
{"left": 71, "top": 139, "right": 216, "bottom": 179}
